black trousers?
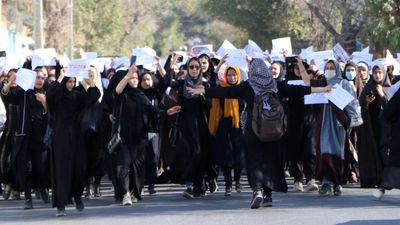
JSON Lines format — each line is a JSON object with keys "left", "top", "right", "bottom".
{"left": 116, "top": 140, "right": 147, "bottom": 199}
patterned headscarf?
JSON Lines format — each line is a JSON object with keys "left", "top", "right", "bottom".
{"left": 248, "top": 58, "right": 278, "bottom": 95}
{"left": 183, "top": 57, "right": 203, "bottom": 99}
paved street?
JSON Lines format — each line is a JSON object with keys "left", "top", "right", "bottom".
{"left": 0, "top": 178, "right": 399, "bottom": 225}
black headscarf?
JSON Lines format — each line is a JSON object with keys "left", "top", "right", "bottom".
{"left": 359, "top": 64, "right": 392, "bottom": 107}
{"left": 343, "top": 61, "right": 357, "bottom": 81}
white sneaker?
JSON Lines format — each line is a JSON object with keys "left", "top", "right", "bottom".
{"left": 372, "top": 189, "right": 385, "bottom": 200}
{"left": 292, "top": 181, "right": 304, "bottom": 192}
{"left": 304, "top": 179, "right": 319, "bottom": 192}
{"left": 122, "top": 193, "right": 133, "bottom": 206}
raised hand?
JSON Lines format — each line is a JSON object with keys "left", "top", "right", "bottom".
{"left": 166, "top": 105, "right": 181, "bottom": 116}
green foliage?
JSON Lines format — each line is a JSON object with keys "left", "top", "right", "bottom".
{"left": 74, "top": 0, "right": 125, "bottom": 56}
{"left": 361, "top": 0, "right": 400, "bottom": 55}
{"left": 202, "top": 0, "right": 311, "bottom": 51}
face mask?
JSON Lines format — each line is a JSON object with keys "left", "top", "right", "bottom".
{"left": 324, "top": 70, "right": 336, "bottom": 80}
{"left": 345, "top": 71, "right": 357, "bottom": 81}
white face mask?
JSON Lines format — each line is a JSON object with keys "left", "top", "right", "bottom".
{"left": 324, "top": 70, "right": 336, "bottom": 80}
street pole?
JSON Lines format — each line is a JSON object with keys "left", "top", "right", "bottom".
{"left": 34, "top": 0, "right": 44, "bottom": 48}
{"left": 67, "top": 0, "right": 73, "bottom": 59}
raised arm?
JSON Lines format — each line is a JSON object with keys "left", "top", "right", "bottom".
{"left": 115, "top": 65, "right": 137, "bottom": 95}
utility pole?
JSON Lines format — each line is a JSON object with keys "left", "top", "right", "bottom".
{"left": 67, "top": 0, "right": 73, "bottom": 59}
{"left": 34, "top": 0, "right": 44, "bottom": 48}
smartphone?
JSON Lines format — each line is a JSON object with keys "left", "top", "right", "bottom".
{"left": 368, "top": 90, "right": 374, "bottom": 97}
{"left": 130, "top": 55, "right": 137, "bottom": 66}
{"left": 286, "top": 56, "right": 297, "bottom": 64}
{"left": 177, "top": 55, "right": 183, "bottom": 63}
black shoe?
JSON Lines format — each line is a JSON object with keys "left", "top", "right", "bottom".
{"left": 208, "top": 179, "right": 219, "bottom": 193}
{"left": 318, "top": 184, "right": 332, "bottom": 196}
{"left": 261, "top": 196, "right": 273, "bottom": 207}
{"left": 56, "top": 206, "right": 66, "bottom": 217}
{"left": 148, "top": 185, "right": 157, "bottom": 195}
{"left": 333, "top": 185, "right": 342, "bottom": 196}
{"left": 24, "top": 198, "right": 33, "bottom": 210}
{"left": 74, "top": 197, "right": 84, "bottom": 212}
{"left": 224, "top": 187, "right": 232, "bottom": 196}
{"left": 40, "top": 189, "right": 50, "bottom": 204}
{"left": 183, "top": 187, "right": 194, "bottom": 199}
{"left": 235, "top": 181, "right": 242, "bottom": 193}
{"left": 250, "top": 190, "right": 263, "bottom": 209}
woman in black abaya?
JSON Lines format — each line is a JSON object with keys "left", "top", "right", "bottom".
{"left": 47, "top": 69, "right": 100, "bottom": 216}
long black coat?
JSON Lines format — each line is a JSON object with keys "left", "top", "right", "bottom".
{"left": 47, "top": 81, "right": 100, "bottom": 207}
{"left": 0, "top": 87, "right": 47, "bottom": 191}
{"left": 206, "top": 81, "right": 311, "bottom": 192}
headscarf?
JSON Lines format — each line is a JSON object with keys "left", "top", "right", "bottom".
{"left": 323, "top": 59, "right": 342, "bottom": 85}
{"left": 139, "top": 71, "right": 159, "bottom": 100}
{"left": 183, "top": 57, "right": 203, "bottom": 99}
{"left": 208, "top": 66, "right": 241, "bottom": 136}
{"left": 343, "top": 61, "right": 357, "bottom": 81}
{"left": 359, "top": 65, "right": 391, "bottom": 107}
{"left": 356, "top": 61, "right": 370, "bottom": 84}
{"left": 248, "top": 58, "right": 278, "bottom": 95}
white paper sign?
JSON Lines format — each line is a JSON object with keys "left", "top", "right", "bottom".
{"left": 102, "top": 78, "right": 110, "bottom": 89}
{"left": 217, "top": 40, "right": 237, "bottom": 57}
{"left": 191, "top": 45, "right": 213, "bottom": 57}
{"left": 67, "top": 59, "right": 90, "bottom": 78}
{"left": 304, "top": 93, "right": 329, "bottom": 105}
{"left": 299, "top": 46, "right": 314, "bottom": 64}
{"left": 132, "top": 46, "right": 157, "bottom": 65}
{"left": 313, "top": 50, "right": 335, "bottom": 71}
{"left": 16, "top": 68, "right": 37, "bottom": 91}
{"left": 324, "top": 84, "right": 355, "bottom": 110}
{"left": 245, "top": 40, "right": 266, "bottom": 59}
{"left": 287, "top": 80, "right": 306, "bottom": 86}
{"left": 32, "top": 48, "right": 57, "bottom": 69}
{"left": 113, "top": 56, "right": 130, "bottom": 69}
{"left": 0, "top": 51, "right": 6, "bottom": 71}
{"left": 386, "top": 50, "right": 396, "bottom": 66}
{"left": 333, "top": 43, "right": 350, "bottom": 63}
{"left": 397, "top": 53, "right": 400, "bottom": 64}
{"left": 225, "top": 49, "right": 248, "bottom": 69}
{"left": 384, "top": 81, "right": 400, "bottom": 100}
{"left": 84, "top": 52, "right": 98, "bottom": 60}
{"left": 352, "top": 47, "right": 373, "bottom": 65}
{"left": 272, "top": 37, "right": 292, "bottom": 56}
{"left": 5, "top": 54, "right": 22, "bottom": 70}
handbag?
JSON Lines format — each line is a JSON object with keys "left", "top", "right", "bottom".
{"left": 107, "top": 103, "right": 123, "bottom": 154}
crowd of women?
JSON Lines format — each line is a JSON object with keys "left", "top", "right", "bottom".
{"left": 0, "top": 48, "right": 399, "bottom": 217}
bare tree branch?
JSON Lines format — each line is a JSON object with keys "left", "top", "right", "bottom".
{"left": 303, "top": 0, "right": 341, "bottom": 41}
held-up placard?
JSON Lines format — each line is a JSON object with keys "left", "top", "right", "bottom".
{"left": 67, "top": 59, "right": 90, "bottom": 78}
{"left": 16, "top": 68, "right": 37, "bottom": 91}
{"left": 333, "top": 43, "right": 350, "bottom": 63}
{"left": 324, "top": 84, "right": 354, "bottom": 110}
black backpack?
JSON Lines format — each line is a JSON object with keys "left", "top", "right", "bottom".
{"left": 251, "top": 92, "right": 287, "bottom": 142}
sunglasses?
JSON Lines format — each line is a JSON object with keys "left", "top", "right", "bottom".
{"left": 189, "top": 65, "right": 200, "bottom": 70}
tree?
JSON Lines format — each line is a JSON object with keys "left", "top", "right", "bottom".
{"left": 202, "top": 0, "right": 311, "bottom": 51}
{"left": 303, "top": 0, "right": 364, "bottom": 53}
{"left": 74, "top": 0, "right": 125, "bottom": 56}
{"left": 361, "top": 0, "right": 400, "bottom": 56}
